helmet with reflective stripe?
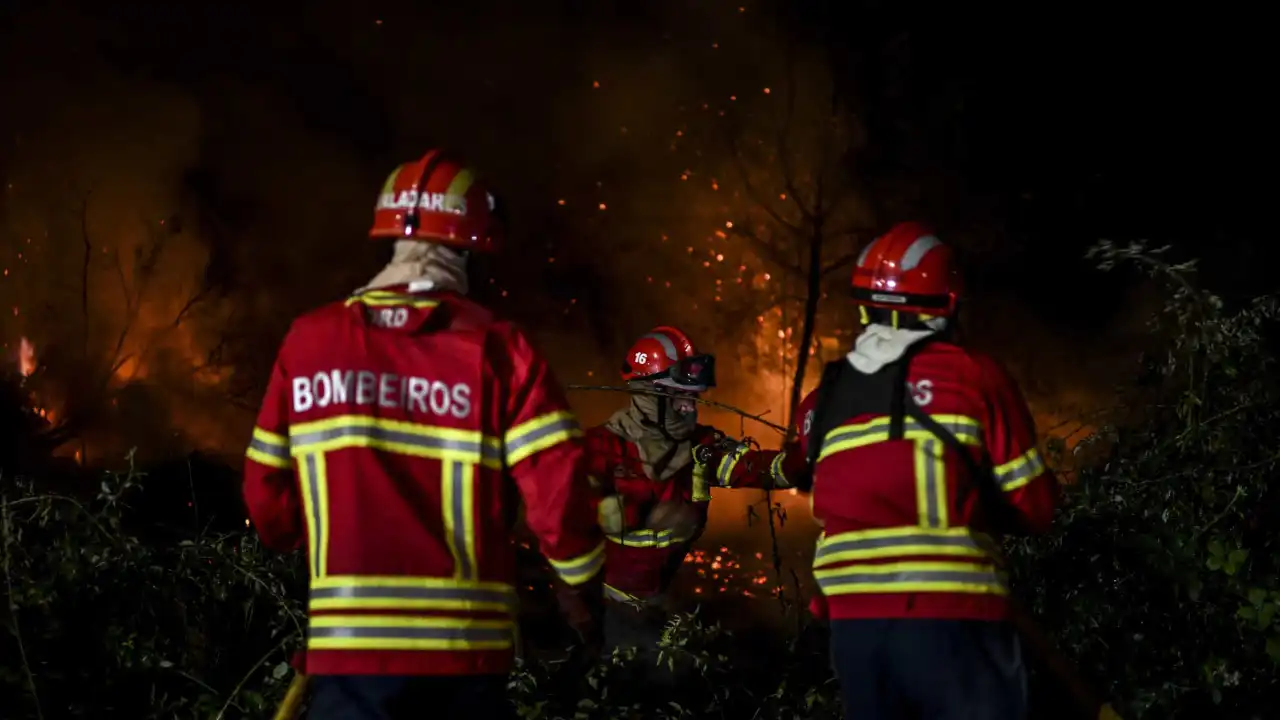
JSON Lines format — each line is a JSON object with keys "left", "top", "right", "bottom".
{"left": 620, "top": 325, "right": 717, "bottom": 392}
{"left": 369, "top": 149, "right": 503, "bottom": 253}
{"left": 851, "top": 221, "right": 961, "bottom": 316}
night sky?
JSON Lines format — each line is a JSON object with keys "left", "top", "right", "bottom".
{"left": 0, "top": 1, "right": 1268, "bottom": 494}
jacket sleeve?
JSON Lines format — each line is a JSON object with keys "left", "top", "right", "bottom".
{"left": 243, "top": 337, "right": 304, "bottom": 552}
{"left": 700, "top": 436, "right": 808, "bottom": 492}
{"left": 500, "top": 325, "right": 604, "bottom": 586}
{"left": 711, "top": 392, "right": 819, "bottom": 493}
{"left": 975, "top": 355, "right": 1058, "bottom": 535}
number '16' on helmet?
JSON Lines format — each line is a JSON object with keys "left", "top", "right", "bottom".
{"left": 369, "top": 149, "right": 504, "bottom": 253}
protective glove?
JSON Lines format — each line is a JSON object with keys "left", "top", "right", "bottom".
{"left": 598, "top": 494, "right": 626, "bottom": 535}
{"left": 692, "top": 431, "right": 747, "bottom": 470}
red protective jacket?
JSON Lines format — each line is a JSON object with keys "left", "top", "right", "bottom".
{"left": 585, "top": 424, "right": 804, "bottom": 600}
{"left": 798, "top": 341, "right": 1057, "bottom": 622}
{"left": 243, "top": 286, "right": 604, "bottom": 676}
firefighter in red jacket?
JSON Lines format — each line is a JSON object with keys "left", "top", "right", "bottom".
{"left": 242, "top": 150, "right": 605, "bottom": 720}
{"left": 794, "top": 222, "right": 1058, "bottom": 720}
{"left": 586, "top": 326, "right": 803, "bottom": 663}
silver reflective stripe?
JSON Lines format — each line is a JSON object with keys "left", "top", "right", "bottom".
{"left": 550, "top": 543, "right": 605, "bottom": 583}
{"left": 815, "top": 532, "right": 984, "bottom": 566}
{"left": 816, "top": 566, "right": 1006, "bottom": 592}
{"left": 606, "top": 527, "right": 693, "bottom": 547}
{"left": 304, "top": 454, "right": 324, "bottom": 577}
{"left": 716, "top": 444, "right": 748, "bottom": 487}
{"left": 899, "top": 234, "right": 942, "bottom": 271}
{"left": 447, "top": 461, "right": 472, "bottom": 578}
{"left": 310, "top": 625, "right": 513, "bottom": 643}
{"left": 995, "top": 450, "right": 1046, "bottom": 490}
{"left": 310, "top": 585, "right": 515, "bottom": 609}
{"left": 248, "top": 436, "right": 290, "bottom": 461}
{"left": 505, "top": 415, "right": 580, "bottom": 462}
{"left": 823, "top": 417, "right": 978, "bottom": 447}
{"left": 643, "top": 332, "right": 679, "bottom": 361}
{"left": 921, "top": 438, "right": 942, "bottom": 528}
{"left": 290, "top": 424, "right": 498, "bottom": 464}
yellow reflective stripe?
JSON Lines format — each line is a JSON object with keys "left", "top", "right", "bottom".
{"left": 309, "top": 576, "right": 517, "bottom": 613}
{"left": 994, "top": 447, "right": 1046, "bottom": 492}
{"left": 298, "top": 452, "right": 331, "bottom": 578}
{"left": 442, "top": 460, "right": 478, "bottom": 580}
{"left": 547, "top": 540, "right": 606, "bottom": 586}
{"left": 246, "top": 426, "right": 291, "bottom": 468}
{"left": 913, "top": 438, "right": 948, "bottom": 528}
{"left": 308, "top": 614, "right": 514, "bottom": 651}
{"left": 504, "top": 410, "right": 582, "bottom": 467}
{"left": 814, "top": 526, "right": 992, "bottom": 568}
{"left": 716, "top": 443, "right": 749, "bottom": 487}
{"left": 817, "top": 414, "right": 980, "bottom": 462}
{"left": 605, "top": 527, "right": 695, "bottom": 548}
{"left": 769, "top": 452, "right": 793, "bottom": 489}
{"left": 289, "top": 415, "right": 502, "bottom": 470}
{"left": 813, "top": 560, "right": 1008, "bottom": 595}
{"left": 344, "top": 290, "right": 440, "bottom": 309}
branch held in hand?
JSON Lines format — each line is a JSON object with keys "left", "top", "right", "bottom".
{"left": 566, "top": 385, "right": 787, "bottom": 434}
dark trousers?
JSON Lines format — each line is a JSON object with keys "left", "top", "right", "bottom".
{"left": 830, "top": 618, "right": 1028, "bottom": 720}
{"left": 307, "top": 674, "right": 515, "bottom": 720}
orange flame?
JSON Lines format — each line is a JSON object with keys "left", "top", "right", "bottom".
{"left": 18, "top": 336, "right": 36, "bottom": 377}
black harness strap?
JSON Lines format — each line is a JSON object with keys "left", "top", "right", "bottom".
{"left": 798, "top": 337, "right": 1021, "bottom": 530}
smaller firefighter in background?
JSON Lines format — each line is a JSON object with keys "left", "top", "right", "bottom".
{"left": 794, "top": 221, "right": 1058, "bottom": 720}
{"left": 586, "top": 326, "right": 805, "bottom": 666}
{"left": 243, "top": 149, "right": 604, "bottom": 720}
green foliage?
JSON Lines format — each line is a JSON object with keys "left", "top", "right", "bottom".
{"left": 1, "top": 455, "right": 306, "bottom": 719}
{"left": 1009, "top": 240, "right": 1280, "bottom": 719}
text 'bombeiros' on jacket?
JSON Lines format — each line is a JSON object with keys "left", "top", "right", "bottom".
{"left": 243, "top": 287, "right": 604, "bottom": 676}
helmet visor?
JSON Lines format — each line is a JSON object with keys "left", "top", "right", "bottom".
{"left": 665, "top": 354, "right": 716, "bottom": 390}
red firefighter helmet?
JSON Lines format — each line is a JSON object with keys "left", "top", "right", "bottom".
{"left": 851, "top": 221, "right": 961, "bottom": 316}
{"left": 368, "top": 149, "right": 502, "bottom": 252}
{"left": 620, "top": 326, "right": 717, "bottom": 392}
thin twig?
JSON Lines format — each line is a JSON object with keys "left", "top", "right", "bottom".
{"left": 2, "top": 492, "right": 46, "bottom": 720}
{"left": 565, "top": 385, "right": 787, "bottom": 434}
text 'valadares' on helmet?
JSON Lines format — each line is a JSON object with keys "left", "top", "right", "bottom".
{"left": 369, "top": 149, "right": 503, "bottom": 253}
{"left": 851, "top": 221, "right": 962, "bottom": 317}
{"left": 620, "top": 326, "right": 717, "bottom": 393}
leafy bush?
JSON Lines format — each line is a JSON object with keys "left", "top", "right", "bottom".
{"left": 1009, "top": 241, "right": 1280, "bottom": 719}
{"left": 1, "top": 456, "right": 306, "bottom": 718}
{"left": 3, "top": 241, "right": 1278, "bottom": 718}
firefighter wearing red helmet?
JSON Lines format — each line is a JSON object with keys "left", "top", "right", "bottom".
{"left": 242, "top": 150, "right": 604, "bottom": 720}
{"left": 793, "top": 222, "right": 1057, "bottom": 720}
{"left": 584, "top": 326, "right": 804, "bottom": 674}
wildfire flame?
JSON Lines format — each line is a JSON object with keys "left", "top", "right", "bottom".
{"left": 19, "top": 336, "right": 36, "bottom": 377}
